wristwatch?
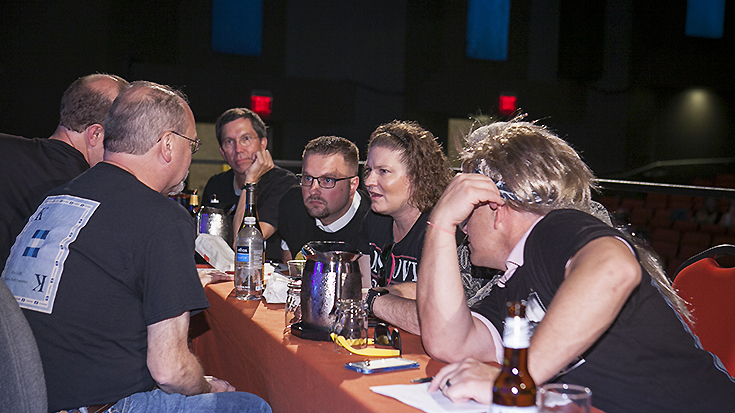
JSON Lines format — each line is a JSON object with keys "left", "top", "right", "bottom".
{"left": 366, "top": 288, "right": 389, "bottom": 317}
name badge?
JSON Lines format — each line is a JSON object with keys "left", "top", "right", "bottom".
{"left": 2, "top": 195, "right": 99, "bottom": 314}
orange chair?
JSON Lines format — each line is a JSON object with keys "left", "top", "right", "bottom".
{"left": 673, "top": 245, "right": 735, "bottom": 375}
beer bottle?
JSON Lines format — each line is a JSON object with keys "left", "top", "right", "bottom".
{"left": 241, "top": 183, "right": 260, "bottom": 231}
{"left": 188, "top": 189, "right": 199, "bottom": 218}
{"left": 491, "top": 301, "right": 537, "bottom": 412}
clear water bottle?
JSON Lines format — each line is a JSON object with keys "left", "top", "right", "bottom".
{"left": 235, "top": 216, "right": 264, "bottom": 300}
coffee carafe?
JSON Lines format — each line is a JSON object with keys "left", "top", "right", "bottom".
{"left": 196, "top": 206, "right": 233, "bottom": 245}
{"left": 300, "top": 241, "right": 363, "bottom": 335}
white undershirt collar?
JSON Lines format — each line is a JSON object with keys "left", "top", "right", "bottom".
{"left": 316, "top": 192, "right": 362, "bottom": 233}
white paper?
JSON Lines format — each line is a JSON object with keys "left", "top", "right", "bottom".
{"left": 371, "top": 383, "right": 488, "bottom": 413}
{"left": 195, "top": 233, "right": 234, "bottom": 272}
{"left": 263, "top": 271, "right": 289, "bottom": 303}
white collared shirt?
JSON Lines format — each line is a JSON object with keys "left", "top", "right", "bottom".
{"left": 315, "top": 191, "right": 362, "bottom": 233}
{"left": 280, "top": 192, "right": 363, "bottom": 251}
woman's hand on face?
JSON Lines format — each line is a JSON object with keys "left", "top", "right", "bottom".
{"left": 429, "top": 174, "right": 505, "bottom": 230}
{"left": 428, "top": 357, "right": 501, "bottom": 405}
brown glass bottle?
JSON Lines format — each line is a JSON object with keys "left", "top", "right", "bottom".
{"left": 188, "top": 189, "right": 199, "bottom": 218}
{"left": 491, "top": 301, "right": 537, "bottom": 412}
{"left": 240, "top": 183, "right": 260, "bottom": 232}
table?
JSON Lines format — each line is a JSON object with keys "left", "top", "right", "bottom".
{"left": 190, "top": 281, "right": 447, "bottom": 413}
{"left": 190, "top": 281, "right": 604, "bottom": 413}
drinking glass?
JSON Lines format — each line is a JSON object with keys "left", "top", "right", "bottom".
{"left": 538, "top": 383, "right": 592, "bottom": 413}
{"left": 287, "top": 259, "right": 306, "bottom": 278}
{"left": 332, "top": 299, "right": 368, "bottom": 354}
{"left": 284, "top": 279, "right": 302, "bottom": 333}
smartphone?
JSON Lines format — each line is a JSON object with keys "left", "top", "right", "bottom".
{"left": 345, "top": 357, "right": 420, "bottom": 374}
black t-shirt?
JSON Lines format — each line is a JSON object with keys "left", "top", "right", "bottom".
{"left": 4, "top": 163, "right": 209, "bottom": 411}
{"left": 278, "top": 186, "right": 371, "bottom": 255}
{"left": 0, "top": 133, "right": 89, "bottom": 267}
{"left": 358, "top": 210, "right": 430, "bottom": 286}
{"left": 471, "top": 209, "right": 735, "bottom": 413}
{"left": 202, "top": 166, "right": 298, "bottom": 261}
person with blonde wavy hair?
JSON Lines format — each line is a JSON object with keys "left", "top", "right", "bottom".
{"left": 417, "top": 119, "right": 735, "bottom": 412}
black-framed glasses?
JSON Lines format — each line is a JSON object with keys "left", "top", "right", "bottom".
{"left": 170, "top": 130, "right": 200, "bottom": 154}
{"left": 374, "top": 322, "right": 402, "bottom": 354}
{"left": 298, "top": 174, "right": 356, "bottom": 189}
{"left": 377, "top": 242, "right": 395, "bottom": 287}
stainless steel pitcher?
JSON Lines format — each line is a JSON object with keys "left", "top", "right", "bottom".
{"left": 300, "top": 241, "right": 363, "bottom": 332}
{"left": 196, "top": 206, "right": 233, "bottom": 244}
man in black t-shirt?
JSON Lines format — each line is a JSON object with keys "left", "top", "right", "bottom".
{"left": 2, "top": 82, "right": 270, "bottom": 413}
{"left": 418, "top": 120, "right": 735, "bottom": 412}
{"left": 202, "top": 108, "right": 296, "bottom": 261}
{"left": 278, "top": 136, "right": 369, "bottom": 260}
{"left": 0, "top": 73, "right": 129, "bottom": 267}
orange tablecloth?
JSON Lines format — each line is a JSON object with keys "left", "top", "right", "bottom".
{"left": 190, "top": 281, "right": 447, "bottom": 412}
{"left": 190, "top": 281, "right": 604, "bottom": 413}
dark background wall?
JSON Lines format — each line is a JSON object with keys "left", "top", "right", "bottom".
{"left": 1, "top": 0, "right": 733, "bottom": 181}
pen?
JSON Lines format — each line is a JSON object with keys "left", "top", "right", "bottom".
{"left": 411, "top": 376, "right": 434, "bottom": 383}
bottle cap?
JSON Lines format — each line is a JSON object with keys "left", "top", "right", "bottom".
{"left": 244, "top": 216, "right": 256, "bottom": 225}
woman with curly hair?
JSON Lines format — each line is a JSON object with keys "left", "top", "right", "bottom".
{"left": 358, "top": 120, "right": 455, "bottom": 334}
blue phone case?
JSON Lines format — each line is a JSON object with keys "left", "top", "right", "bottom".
{"left": 345, "top": 357, "right": 420, "bottom": 374}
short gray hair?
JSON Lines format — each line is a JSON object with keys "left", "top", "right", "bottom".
{"left": 103, "top": 81, "right": 189, "bottom": 155}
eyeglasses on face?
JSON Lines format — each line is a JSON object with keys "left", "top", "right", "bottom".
{"left": 221, "top": 135, "right": 259, "bottom": 151}
{"left": 169, "top": 130, "right": 200, "bottom": 154}
{"left": 377, "top": 242, "right": 395, "bottom": 287}
{"left": 374, "top": 322, "right": 402, "bottom": 353}
{"left": 298, "top": 174, "right": 356, "bottom": 189}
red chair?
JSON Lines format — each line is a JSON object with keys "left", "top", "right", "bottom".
{"left": 629, "top": 206, "right": 654, "bottom": 226}
{"left": 651, "top": 228, "right": 681, "bottom": 244}
{"left": 648, "top": 210, "right": 672, "bottom": 229}
{"left": 680, "top": 232, "right": 711, "bottom": 249}
{"left": 673, "top": 245, "right": 735, "bottom": 375}
{"left": 645, "top": 192, "right": 668, "bottom": 209}
{"left": 673, "top": 220, "right": 698, "bottom": 232}
{"left": 699, "top": 224, "right": 726, "bottom": 236}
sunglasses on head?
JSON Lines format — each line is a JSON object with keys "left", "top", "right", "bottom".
{"left": 374, "top": 322, "right": 402, "bottom": 354}
{"left": 377, "top": 243, "right": 395, "bottom": 287}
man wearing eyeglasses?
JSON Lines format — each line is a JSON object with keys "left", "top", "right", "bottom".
{"left": 278, "top": 136, "right": 370, "bottom": 261}
{"left": 202, "top": 108, "right": 297, "bottom": 261}
{"left": 2, "top": 82, "right": 271, "bottom": 413}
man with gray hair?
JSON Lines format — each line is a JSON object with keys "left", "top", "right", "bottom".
{"left": 0, "top": 73, "right": 129, "bottom": 267}
{"left": 417, "top": 120, "right": 735, "bottom": 411}
{"left": 2, "top": 81, "right": 271, "bottom": 413}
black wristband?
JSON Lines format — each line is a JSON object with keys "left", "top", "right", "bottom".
{"left": 366, "top": 288, "right": 389, "bottom": 317}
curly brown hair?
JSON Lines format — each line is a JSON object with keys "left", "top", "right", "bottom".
{"left": 367, "top": 120, "right": 454, "bottom": 213}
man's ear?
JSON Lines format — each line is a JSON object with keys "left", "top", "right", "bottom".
{"left": 160, "top": 132, "right": 174, "bottom": 163}
{"left": 493, "top": 204, "right": 506, "bottom": 230}
{"left": 349, "top": 176, "right": 359, "bottom": 195}
{"left": 85, "top": 124, "right": 104, "bottom": 148}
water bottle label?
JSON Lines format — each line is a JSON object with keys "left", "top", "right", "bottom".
{"left": 236, "top": 245, "right": 250, "bottom": 263}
